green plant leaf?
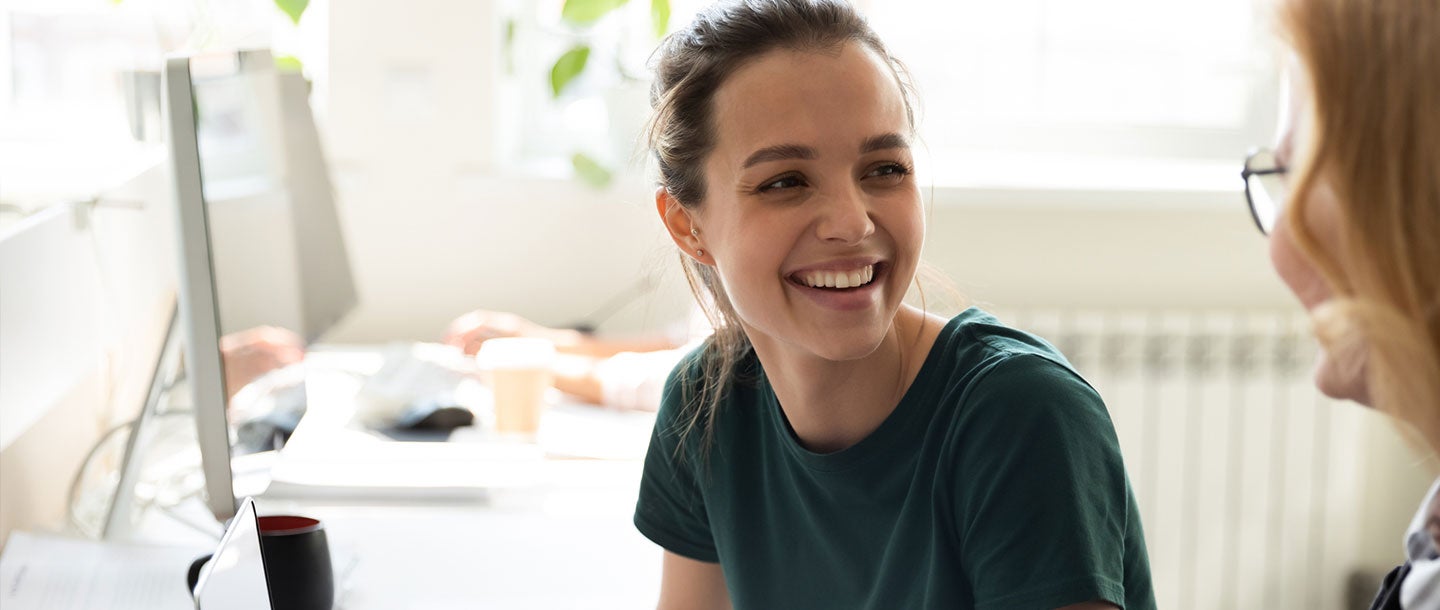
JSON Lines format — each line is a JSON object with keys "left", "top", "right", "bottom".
{"left": 572, "top": 153, "right": 613, "bottom": 189}
{"left": 562, "top": 0, "right": 628, "bottom": 26}
{"left": 274, "top": 55, "right": 304, "bottom": 73}
{"left": 274, "top": 0, "right": 309, "bottom": 25}
{"left": 651, "top": 0, "right": 670, "bottom": 39}
{"left": 503, "top": 19, "right": 517, "bottom": 76}
{"left": 550, "top": 46, "right": 591, "bottom": 98}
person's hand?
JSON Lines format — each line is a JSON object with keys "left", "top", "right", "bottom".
{"left": 219, "top": 326, "right": 305, "bottom": 399}
{"left": 442, "top": 310, "right": 558, "bottom": 356}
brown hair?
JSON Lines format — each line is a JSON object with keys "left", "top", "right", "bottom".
{"left": 1278, "top": 0, "right": 1440, "bottom": 453}
{"left": 646, "top": 0, "right": 921, "bottom": 456}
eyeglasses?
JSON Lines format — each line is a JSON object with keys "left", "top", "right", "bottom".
{"left": 1241, "top": 148, "right": 1289, "bottom": 236}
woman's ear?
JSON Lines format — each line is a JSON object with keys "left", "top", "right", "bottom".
{"left": 656, "top": 187, "right": 711, "bottom": 264}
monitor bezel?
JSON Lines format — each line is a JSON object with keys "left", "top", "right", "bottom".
{"left": 164, "top": 49, "right": 279, "bottom": 523}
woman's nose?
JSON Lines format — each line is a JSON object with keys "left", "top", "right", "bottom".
{"left": 815, "top": 186, "right": 875, "bottom": 246}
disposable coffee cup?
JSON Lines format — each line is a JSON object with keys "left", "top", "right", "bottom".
{"left": 189, "top": 514, "right": 334, "bottom": 610}
{"left": 476, "top": 338, "right": 557, "bottom": 437}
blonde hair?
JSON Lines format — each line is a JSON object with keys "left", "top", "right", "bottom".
{"left": 1278, "top": 0, "right": 1440, "bottom": 454}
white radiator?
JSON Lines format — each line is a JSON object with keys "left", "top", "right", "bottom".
{"left": 996, "top": 309, "right": 1380, "bottom": 610}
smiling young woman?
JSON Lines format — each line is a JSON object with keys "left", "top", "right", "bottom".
{"left": 632, "top": 2, "right": 1156, "bottom": 609}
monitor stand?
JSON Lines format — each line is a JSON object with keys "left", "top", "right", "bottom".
{"left": 102, "top": 301, "right": 185, "bottom": 540}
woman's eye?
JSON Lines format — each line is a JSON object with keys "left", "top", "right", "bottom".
{"left": 759, "top": 174, "right": 806, "bottom": 192}
{"left": 866, "top": 163, "right": 911, "bottom": 179}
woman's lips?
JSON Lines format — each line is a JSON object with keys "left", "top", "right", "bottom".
{"left": 791, "top": 264, "right": 875, "bottom": 289}
{"left": 786, "top": 262, "right": 887, "bottom": 311}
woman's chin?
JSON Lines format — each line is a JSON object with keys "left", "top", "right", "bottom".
{"left": 806, "top": 334, "right": 889, "bottom": 363}
{"left": 1312, "top": 350, "right": 1372, "bottom": 406}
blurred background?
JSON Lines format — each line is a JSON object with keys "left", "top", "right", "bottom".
{"left": 1, "top": 1, "right": 1434, "bottom": 608}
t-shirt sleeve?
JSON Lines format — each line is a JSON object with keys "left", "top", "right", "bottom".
{"left": 633, "top": 352, "right": 720, "bottom": 563}
{"left": 950, "top": 353, "right": 1139, "bottom": 610}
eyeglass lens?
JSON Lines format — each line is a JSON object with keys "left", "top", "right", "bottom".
{"left": 1247, "top": 171, "right": 1285, "bottom": 234}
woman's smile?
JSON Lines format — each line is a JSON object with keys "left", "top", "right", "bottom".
{"left": 784, "top": 260, "right": 888, "bottom": 312}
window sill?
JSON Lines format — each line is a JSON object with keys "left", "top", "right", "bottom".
{"left": 923, "top": 153, "right": 1242, "bottom": 209}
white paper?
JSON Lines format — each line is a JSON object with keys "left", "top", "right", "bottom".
{"left": 0, "top": 531, "right": 202, "bottom": 610}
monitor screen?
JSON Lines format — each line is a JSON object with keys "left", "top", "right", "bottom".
{"left": 165, "top": 49, "right": 355, "bottom": 522}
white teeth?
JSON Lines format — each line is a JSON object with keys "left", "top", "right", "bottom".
{"left": 800, "top": 264, "right": 875, "bottom": 289}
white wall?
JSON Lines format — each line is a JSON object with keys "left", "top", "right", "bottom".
{"left": 923, "top": 187, "right": 1294, "bottom": 311}
{"left": 320, "top": 2, "right": 1295, "bottom": 345}
{"left": 323, "top": 0, "right": 694, "bottom": 343}
{"left": 0, "top": 159, "right": 176, "bottom": 544}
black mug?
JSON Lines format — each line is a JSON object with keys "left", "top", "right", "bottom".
{"left": 189, "top": 514, "right": 334, "bottom": 610}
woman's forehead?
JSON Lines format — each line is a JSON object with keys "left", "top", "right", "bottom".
{"left": 708, "top": 44, "right": 910, "bottom": 156}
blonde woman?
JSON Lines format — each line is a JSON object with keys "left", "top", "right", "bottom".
{"left": 1243, "top": 0, "right": 1440, "bottom": 607}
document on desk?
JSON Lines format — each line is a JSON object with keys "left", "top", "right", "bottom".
{"left": 0, "top": 531, "right": 200, "bottom": 609}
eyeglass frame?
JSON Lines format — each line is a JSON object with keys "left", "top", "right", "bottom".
{"left": 1241, "top": 148, "right": 1289, "bottom": 236}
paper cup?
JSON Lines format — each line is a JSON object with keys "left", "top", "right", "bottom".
{"left": 476, "top": 338, "right": 556, "bottom": 436}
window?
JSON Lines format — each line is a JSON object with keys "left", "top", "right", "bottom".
{"left": 862, "top": 0, "right": 1281, "bottom": 190}
{"left": 495, "top": 0, "right": 1279, "bottom": 193}
{"left": 495, "top": 0, "right": 707, "bottom": 182}
{"left": 0, "top": 0, "right": 322, "bottom": 208}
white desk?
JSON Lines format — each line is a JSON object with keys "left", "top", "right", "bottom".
{"left": 252, "top": 475, "right": 663, "bottom": 609}
{"left": 254, "top": 346, "right": 665, "bottom": 609}
{"left": 6, "top": 486, "right": 662, "bottom": 610}
{"left": 98, "top": 345, "right": 665, "bottom": 609}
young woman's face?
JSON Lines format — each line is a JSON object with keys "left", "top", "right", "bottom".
{"left": 1268, "top": 70, "right": 1372, "bottom": 405}
{"left": 693, "top": 43, "right": 922, "bottom": 362}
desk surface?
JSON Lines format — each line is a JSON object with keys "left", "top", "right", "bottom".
{"left": 86, "top": 480, "right": 661, "bottom": 609}
{"left": 263, "top": 346, "right": 664, "bottom": 609}
{"left": 4, "top": 345, "right": 668, "bottom": 607}
{"left": 259, "top": 489, "right": 662, "bottom": 609}
{"left": 159, "top": 345, "right": 663, "bottom": 609}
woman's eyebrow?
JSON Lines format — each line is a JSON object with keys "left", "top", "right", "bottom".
{"left": 743, "top": 144, "right": 816, "bottom": 169}
{"left": 861, "top": 133, "right": 909, "bottom": 153}
{"left": 742, "top": 134, "right": 910, "bottom": 169}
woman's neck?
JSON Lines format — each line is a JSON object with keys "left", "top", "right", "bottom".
{"left": 749, "top": 306, "right": 943, "bottom": 453}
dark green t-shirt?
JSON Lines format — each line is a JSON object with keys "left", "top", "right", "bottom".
{"left": 634, "top": 308, "right": 1156, "bottom": 610}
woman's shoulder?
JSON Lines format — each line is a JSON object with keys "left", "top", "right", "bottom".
{"left": 924, "top": 308, "right": 1104, "bottom": 420}
{"left": 927, "top": 308, "right": 1081, "bottom": 379}
{"left": 923, "top": 311, "right": 1121, "bottom": 473}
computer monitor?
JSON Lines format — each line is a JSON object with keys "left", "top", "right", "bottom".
{"left": 275, "top": 72, "right": 358, "bottom": 344}
{"left": 164, "top": 49, "right": 356, "bottom": 522}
